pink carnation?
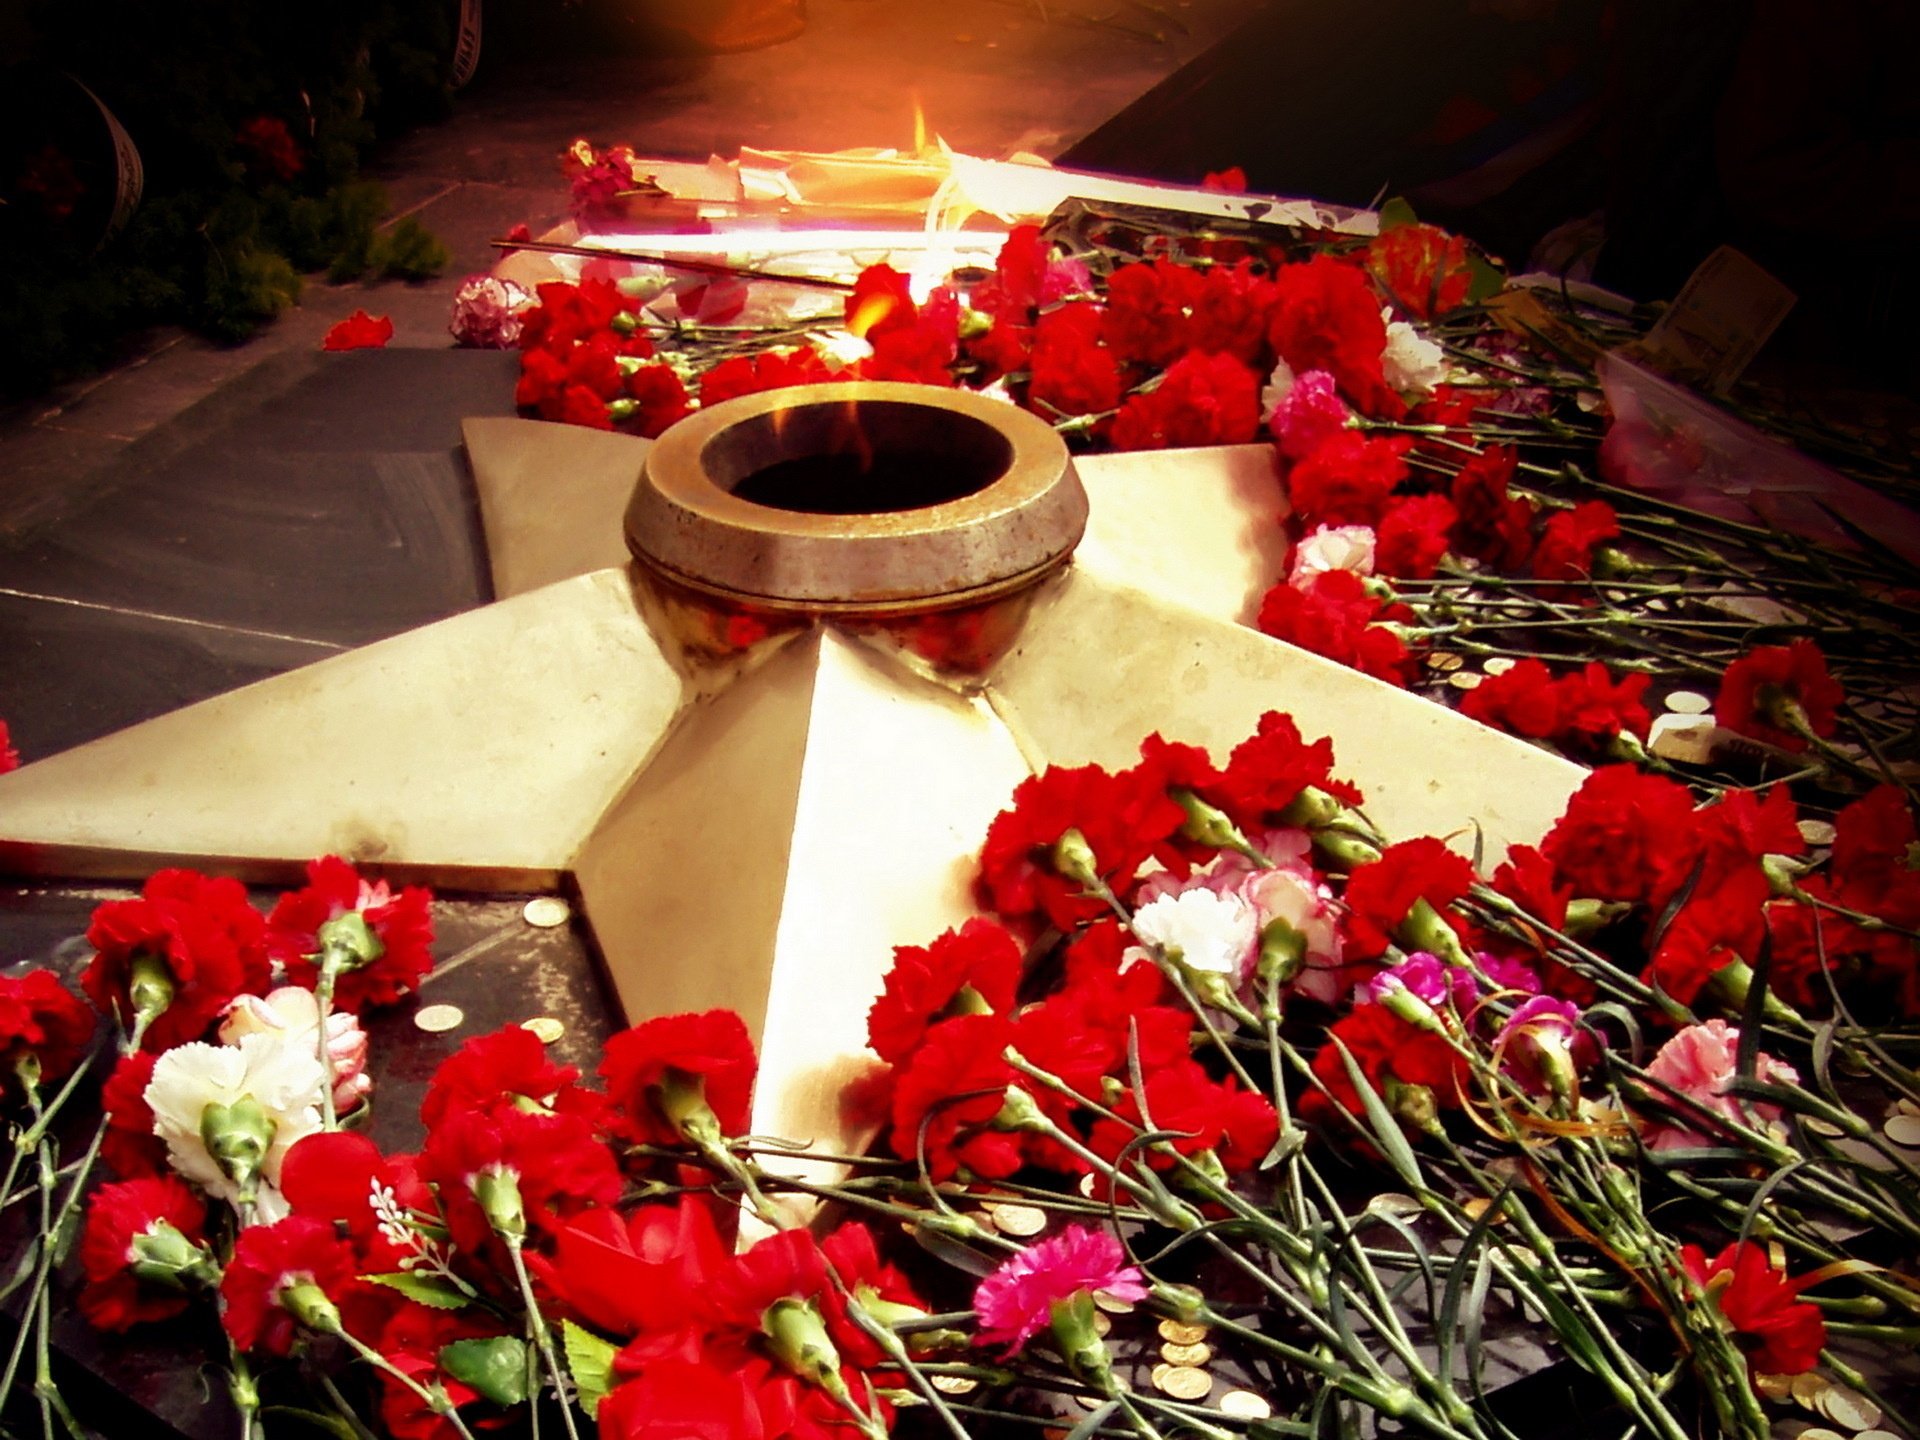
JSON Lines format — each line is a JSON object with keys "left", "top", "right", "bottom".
{"left": 449, "top": 275, "right": 535, "bottom": 349}
{"left": 973, "top": 1225, "right": 1147, "bottom": 1351}
{"left": 1269, "top": 368, "right": 1353, "bottom": 461}
{"left": 1642, "top": 1019, "right": 1797, "bottom": 1151}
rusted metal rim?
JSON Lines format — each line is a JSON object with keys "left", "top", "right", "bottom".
{"left": 624, "top": 382, "right": 1087, "bottom": 614}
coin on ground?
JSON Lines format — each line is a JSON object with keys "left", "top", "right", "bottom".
{"left": 1091, "top": 1311, "right": 1111, "bottom": 1338}
{"left": 1790, "top": 1373, "right": 1831, "bottom": 1407}
{"left": 1817, "top": 1385, "right": 1882, "bottom": 1430}
{"left": 1448, "top": 671, "right": 1483, "bottom": 690}
{"left": 522, "top": 1016, "right": 565, "bottom": 1043}
{"left": 1093, "top": 1290, "right": 1137, "bottom": 1315}
{"left": 1160, "top": 1341, "right": 1212, "bottom": 1366}
{"left": 1795, "top": 1429, "right": 1846, "bottom": 1440}
{"left": 414, "top": 1003, "right": 464, "bottom": 1033}
{"left": 1217, "top": 1391, "right": 1273, "bottom": 1420}
{"left": 1881, "top": 1114, "right": 1920, "bottom": 1147}
{"left": 1157, "top": 1321, "right": 1208, "bottom": 1346}
{"left": 522, "top": 896, "right": 571, "bottom": 928}
{"left": 1753, "top": 1373, "right": 1793, "bottom": 1402}
{"left": 986, "top": 1203, "right": 1047, "bottom": 1237}
{"left": 929, "top": 1375, "right": 977, "bottom": 1395}
{"left": 1158, "top": 1366, "right": 1211, "bottom": 1401}
{"left": 1664, "top": 690, "right": 1712, "bottom": 714}
{"left": 1482, "top": 657, "right": 1515, "bottom": 675}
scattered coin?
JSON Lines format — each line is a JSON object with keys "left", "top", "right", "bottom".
{"left": 1883, "top": 1114, "right": 1920, "bottom": 1148}
{"left": 522, "top": 896, "right": 571, "bottom": 928}
{"left": 1804, "top": 1116, "right": 1845, "bottom": 1138}
{"left": 522, "top": 1016, "right": 565, "bottom": 1044}
{"left": 1857, "top": 1431, "right": 1901, "bottom": 1440}
{"left": 1158, "top": 1366, "right": 1212, "bottom": 1401}
{"left": 1160, "top": 1341, "right": 1212, "bottom": 1366}
{"left": 1797, "top": 1429, "right": 1847, "bottom": 1440}
{"left": 1149, "top": 1363, "right": 1175, "bottom": 1392}
{"left": 1664, "top": 690, "right": 1712, "bottom": 715}
{"left": 987, "top": 1202, "right": 1048, "bottom": 1237}
{"left": 1157, "top": 1321, "right": 1209, "bottom": 1346}
{"left": 1753, "top": 1373, "right": 1794, "bottom": 1403}
{"left": 1093, "top": 1289, "right": 1137, "bottom": 1315}
{"left": 1645, "top": 597, "right": 1669, "bottom": 612}
{"left": 1481, "top": 657, "right": 1516, "bottom": 675}
{"left": 929, "top": 1375, "right": 977, "bottom": 1395}
{"left": 1817, "top": 1384, "right": 1882, "bottom": 1430}
{"left": 1092, "top": 1311, "right": 1111, "bottom": 1338}
{"left": 1074, "top": 1391, "right": 1106, "bottom": 1411}
{"left": 1078, "top": 1172, "right": 1101, "bottom": 1198}
{"left": 1218, "top": 1391, "right": 1274, "bottom": 1420}
{"left": 1791, "top": 1373, "right": 1831, "bottom": 1407}
{"left": 1797, "top": 819, "right": 1838, "bottom": 847}
{"left": 1367, "top": 1192, "right": 1424, "bottom": 1218}
{"left": 1447, "top": 672, "right": 1483, "bottom": 691}
{"left": 1426, "top": 652, "right": 1465, "bottom": 672}
{"left": 413, "top": 1003, "right": 464, "bottom": 1033}
{"left": 1895, "top": 1097, "right": 1920, "bottom": 1116}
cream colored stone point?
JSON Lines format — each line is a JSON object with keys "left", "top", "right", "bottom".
{"left": 0, "top": 410, "right": 1585, "bottom": 1180}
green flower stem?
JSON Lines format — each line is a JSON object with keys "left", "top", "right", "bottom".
{"left": 828, "top": 1269, "right": 972, "bottom": 1440}
{"left": 336, "top": 1329, "right": 481, "bottom": 1440}
{"left": 315, "top": 1370, "right": 380, "bottom": 1440}
{"left": 743, "top": 1169, "right": 1018, "bottom": 1252}
{"left": 228, "top": 1344, "right": 265, "bottom": 1440}
{"left": 1819, "top": 1351, "right": 1919, "bottom": 1440}
{"left": 503, "top": 1235, "right": 581, "bottom": 1440}
{"left": 0, "top": 1119, "right": 106, "bottom": 1414}
{"left": 10, "top": 1041, "right": 104, "bottom": 1158}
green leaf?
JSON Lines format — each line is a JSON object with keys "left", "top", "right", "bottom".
{"left": 361, "top": 1272, "right": 470, "bottom": 1311}
{"left": 259, "top": 1406, "right": 363, "bottom": 1440}
{"left": 1066, "top": 1400, "right": 1120, "bottom": 1438}
{"left": 438, "top": 1337, "right": 529, "bottom": 1409}
{"left": 1378, "top": 197, "right": 1419, "bottom": 232}
{"left": 562, "top": 1321, "right": 619, "bottom": 1421}
{"left": 1330, "top": 1037, "right": 1423, "bottom": 1189}
{"left": 1465, "top": 252, "right": 1506, "bottom": 304}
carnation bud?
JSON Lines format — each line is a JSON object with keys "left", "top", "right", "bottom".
{"left": 127, "top": 953, "right": 176, "bottom": 1029}
{"left": 1562, "top": 897, "right": 1628, "bottom": 939}
{"left": 1384, "top": 1079, "right": 1443, "bottom": 1137}
{"left": 655, "top": 1066, "right": 726, "bottom": 1148}
{"left": 1372, "top": 978, "right": 1446, "bottom": 1034}
{"left": 1172, "top": 789, "right": 1246, "bottom": 851}
{"left": 1149, "top": 1281, "right": 1206, "bottom": 1324}
{"left": 129, "top": 1222, "right": 220, "bottom": 1291}
{"left": 1050, "top": 828, "right": 1101, "bottom": 891}
{"left": 956, "top": 307, "right": 994, "bottom": 341}
{"left": 1256, "top": 919, "right": 1308, "bottom": 987}
{"left": 1279, "top": 786, "right": 1344, "bottom": 830}
{"left": 917, "top": 1212, "right": 989, "bottom": 1244}
{"left": 1047, "top": 1290, "right": 1112, "bottom": 1385}
{"left": 855, "top": 1289, "right": 928, "bottom": 1331}
{"left": 471, "top": 1166, "right": 526, "bottom": 1238}
{"left": 1603, "top": 730, "right": 1650, "bottom": 766}
{"left": 1761, "top": 854, "right": 1808, "bottom": 899}
{"left": 606, "top": 397, "right": 639, "bottom": 422}
{"left": 1756, "top": 687, "right": 1814, "bottom": 742}
{"left": 764, "top": 1298, "right": 847, "bottom": 1395}
{"left": 609, "top": 310, "right": 640, "bottom": 336}
{"left": 316, "top": 909, "right": 385, "bottom": 975}
{"left": 989, "top": 1084, "right": 1047, "bottom": 1135}
{"left": 1397, "top": 898, "right": 1470, "bottom": 967}
{"left": 200, "top": 1096, "right": 277, "bottom": 1199}
{"left": 1313, "top": 829, "right": 1384, "bottom": 872}
{"left": 1589, "top": 546, "right": 1644, "bottom": 580}
{"left": 278, "top": 1279, "right": 343, "bottom": 1336}
{"left": 1704, "top": 959, "right": 1801, "bottom": 1026}
{"left": 618, "top": 274, "right": 672, "bottom": 303}
{"left": 11, "top": 1053, "right": 41, "bottom": 1096}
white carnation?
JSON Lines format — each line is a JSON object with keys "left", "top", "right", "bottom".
{"left": 1289, "top": 524, "right": 1377, "bottom": 588}
{"left": 145, "top": 1033, "right": 326, "bottom": 1221}
{"left": 1259, "top": 357, "right": 1298, "bottom": 424}
{"left": 1379, "top": 309, "right": 1446, "bottom": 398}
{"left": 1130, "top": 888, "right": 1259, "bottom": 977}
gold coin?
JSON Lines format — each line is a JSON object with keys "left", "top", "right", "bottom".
{"left": 929, "top": 1375, "right": 977, "bottom": 1395}
{"left": 522, "top": 896, "right": 571, "bottom": 928}
{"left": 1857, "top": 1430, "right": 1902, "bottom": 1440}
{"left": 1753, "top": 1373, "right": 1794, "bottom": 1402}
{"left": 1149, "top": 1363, "right": 1175, "bottom": 1392}
{"left": 1796, "top": 1429, "right": 1847, "bottom": 1440}
{"left": 987, "top": 1203, "right": 1047, "bottom": 1237}
{"left": 1217, "top": 1390, "right": 1273, "bottom": 1420}
{"left": 1881, "top": 1114, "right": 1920, "bottom": 1148}
{"left": 1093, "top": 1289, "right": 1136, "bottom": 1315}
{"left": 1158, "top": 1366, "right": 1212, "bottom": 1401}
{"left": 1160, "top": 1341, "right": 1212, "bottom": 1366}
{"left": 1893, "top": 1098, "right": 1920, "bottom": 1117}
{"left": 521, "top": 1016, "right": 565, "bottom": 1044}
{"left": 1791, "top": 1373, "right": 1831, "bottom": 1407}
{"left": 1157, "top": 1320, "right": 1208, "bottom": 1346}
{"left": 1817, "top": 1385, "right": 1882, "bottom": 1431}
{"left": 1447, "top": 671, "right": 1483, "bottom": 691}
{"left": 413, "top": 1003, "right": 465, "bottom": 1033}
{"left": 1425, "top": 652, "right": 1465, "bottom": 672}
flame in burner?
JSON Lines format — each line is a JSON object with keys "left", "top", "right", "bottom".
{"left": 911, "top": 92, "right": 928, "bottom": 158}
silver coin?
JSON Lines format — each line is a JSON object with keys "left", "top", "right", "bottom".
{"left": 522, "top": 1016, "right": 565, "bottom": 1044}
{"left": 413, "top": 1003, "right": 465, "bottom": 1033}
{"left": 1817, "top": 1384, "right": 1882, "bottom": 1430}
{"left": 986, "top": 1203, "right": 1047, "bottom": 1237}
{"left": 1447, "top": 671, "right": 1483, "bottom": 691}
{"left": 1664, "top": 690, "right": 1712, "bottom": 715}
{"left": 523, "top": 896, "right": 571, "bottom": 928}
{"left": 1797, "top": 819, "right": 1838, "bottom": 846}
{"left": 1218, "top": 1391, "right": 1273, "bottom": 1420}
{"left": 1882, "top": 1114, "right": 1920, "bottom": 1148}
{"left": 1481, "top": 657, "right": 1516, "bottom": 675}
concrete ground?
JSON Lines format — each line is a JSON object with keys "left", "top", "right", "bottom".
{"left": 0, "top": 0, "right": 1264, "bottom": 527}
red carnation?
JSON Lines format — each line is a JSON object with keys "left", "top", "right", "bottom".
{"left": 885, "top": 1014, "right": 1022, "bottom": 1181}
{"left": 82, "top": 869, "right": 270, "bottom": 1052}
{"left": 0, "top": 719, "right": 17, "bottom": 773}
{"left": 1284, "top": 430, "right": 1412, "bottom": 528}
{"left": 1110, "top": 350, "right": 1262, "bottom": 451}
{"left": 1716, "top": 639, "right": 1845, "bottom": 753}
{"left": 1366, "top": 222, "right": 1474, "bottom": 321}
{"left": 280, "top": 1131, "right": 433, "bottom": 1274}
{"left": 1306, "top": 998, "right": 1466, "bottom": 1126}
{"left": 100, "top": 1050, "right": 166, "bottom": 1177}
{"left": 976, "top": 760, "right": 1187, "bottom": 929}
{"left": 1101, "top": 258, "right": 1201, "bottom": 367}
{"left": 418, "top": 1105, "right": 621, "bottom": 1255}
{"left": 423, "top": 1023, "right": 596, "bottom": 1128}
{"left": 819, "top": 1222, "right": 926, "bottom": 1370}
{"left": 1341, "top": 837, "right": 1477, "bottom": 959}
{"left": 1530, "top": 500, "right": 1618, "bottom": 583}
{"left": 1216, "top": 709, "right": 1362, "bottom": 826}
{"left": 627, "top": 363, "right": 694, "bottom": 437}
{"left": 978, "top": 224, "right": 1050, "bottom": 317}
{"left": 598, "top": 1361, "right": 775, "bottom": 1440}
{"left": 863, "top": 286, "right": 960, "bottom": 386}
{"left": 266, "top": 855, "right": 434, "bottom": 1011}
{"left": 1027, "top": 302, "right": 1122, "bottom": 419}
{"left": 1374, "top": 492, "right": 1457, "bottom": 579}
{"left": 0, "top": 969, "right": 94, "bottom": 1099}
{"left": 1256, "top": 569, "right": 1416, "bottom": 686}
{"left": 520, "top": 278, "right": 633, "bottom": 354}
{"left": 1645, "top": 869, "right": 1771, "bottom": 1005}
{"left": 1681, "top": 1240, "right": 1826, "bottom": 1376}
{"left": 1089, "top": 1059, "right": 1278, "bottom": 1174}
{"left": 1461, "top": 658, "right": 1563, "bottom": 740}
{"left": 867, "top": 918, "right": 1023, "bottom": 1063}
{"left": 1449, "top": 445, "right": 1534, "bottom": 569}
{"left": 532, "top": 1196, "right": 730, "bottom": 1339}
{"left": 1189, "top": 260, "right": 1278, "bottom": 365}
{"left": 1555, "top": 662, "right": 1653, "bottom": 747}
{"left": 698, "top": 348, "right": 835, "bottom": 407}
{"left": 1267, "top": 254, "right": 1392, "bottom": 414}
{"left": 235, "top": 115, "right": 303, "bottom": 183}
{"left": 601, "top": 1009, "right": 757, "bottom": 1146}
{"left": 77, "top": 1176, "right": 211, "bottom": 1332}
{"left": 1540, "top": 766, "right": 1701, "bottom": 906}
{"left": 322, "top": 310, "right": 394, "bottom": 352}
{"left": 845, "top": 263, "right": 916, "bottom": 340}
{"left": 222, "top": 1214, "right": 358, "bottom": 1355}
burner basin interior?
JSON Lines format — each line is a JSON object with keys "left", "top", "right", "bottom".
{"left": 704, "top": 399, "right": 1014, "bottom": 514}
